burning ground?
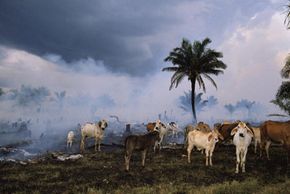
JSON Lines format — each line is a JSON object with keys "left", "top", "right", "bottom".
{"left": 1, "top": 144, "right": 290, "bottom": 193}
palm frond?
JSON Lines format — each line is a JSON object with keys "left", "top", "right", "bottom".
{"left": 196, "top": 75, "right": 206, "bottom": 92}
{"left": 202, "top": 73, "right": 217, "bottom": 89}
{"left": 281, "top": 56, "right": 290, "bottom": 78}
{"left": 162, "top": 67, "right": 180, "bottom": 72}
{"left": 268, "top": 113, "right": 288, "bottom": 117}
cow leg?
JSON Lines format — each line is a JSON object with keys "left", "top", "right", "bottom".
{"left": 154, "top": 141, "right": 158, "bottom": 153}
{"left": 159, "top": 136, "right": 164, "bottom": 150}
{"left": 235, "top": 148, "right": 240, "bottom": 173}
{"left": 265, "top": 141, "right": 271, "bottom": 160}
{"left": 80, "top": 137, "right": 85, "bottom": 152}
{"left": 187, "top": 143, "right": 193, "bottom": 163}
{"left": 254, "top": 139, "right": 257, "bottom": 154}
{"left": 242, "top": 148, "right": 248, "bottom": 173}
{"left": 205, "top": 149, "right": 209, "bottom": 166}
{"left": 209, "top": 149, "right": 213, "bottom": 166}
{"left": 125, "top": 152, "right": 131, "bottom": 171}
{"left": 94, "top": 138, "right": 97, "bottom": 152}
{"left": 141, "top": 150, "right": 147, "bottom": 167}
{"left": 98, "top": 139, "right": 101, "bottom": 152}
{"left": 259, "top": 141, "right": 265, "bottom": 158}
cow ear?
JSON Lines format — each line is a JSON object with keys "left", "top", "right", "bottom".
{"left": 98, "top": 121, "right": 102, "bottom": 127}
{"left": 208, "top": 134, "right": 213, "bottom": 141}
{"left": 231, "top": 127, "right": 238, "bottom": 136}
{"left": 247, "top": 127, "right": 254, "bottom": 136}
{"left": 215, "top": 130, "right": 224, "bottom": 140}
{"left": 105, "top": 122, "right": 108, "bottom": 128}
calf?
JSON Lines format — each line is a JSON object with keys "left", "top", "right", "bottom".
{"left": 124, "top": 131, "right": 160, "bottom": 171}
{"left": 184, "top": 122, "right": 211, "bottom": 148}
{"left": 80, "top": 119, "right": 108, "bottom": 152}
{"left": 67, "top": 131, "right": 75, "bottom": 148}
{"left": 231, "top": 121, "right": 253, "bottom": 173}
{"left": 187, "top": 129, "right": 223, "bottom": 166}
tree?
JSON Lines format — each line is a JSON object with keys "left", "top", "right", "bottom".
{"left": 0, "top": 88, "right": 4, "bottom": 96}
{"left": 163, "top": 38, "right": 227, "bottom": 122}
{"left": 270, "top": 55, "right": 290, "bottom": 117}
{"left": 236, "top": 99, "right": 255, "bottom": 119}
{"left": 54, "top": 91, "right": 66, "bottom": 109}
{"left": 285, "top": 2, "right": 290, "bottom": 29}
{"left": 179, "top": 91, "right": 207, "bottom": 113}
{"left": 224, "top": 104, "right": 236, "bottom": 117}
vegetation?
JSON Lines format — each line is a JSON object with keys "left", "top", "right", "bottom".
{"left": 162, "top": 38, "right": 227, "bottom": 123}
{"left": 179, "top": 91, "right": 218, "bottom": 113}
{"left": 0, "top": 145, "right": 289, "bottom": 193}
{"left": 271, "top": 55, "right": 290, "bottom": 117}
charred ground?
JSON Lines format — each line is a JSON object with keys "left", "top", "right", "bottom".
{"left": 0, "top": 144, "right": 290, "bottom": 193}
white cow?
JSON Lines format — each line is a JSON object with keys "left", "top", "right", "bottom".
{"left": 231, "top": 121, "right": 254, "bottom": 173}
{"left": 167, "top": 122, "right": 179, "bottom": 138}
{"left": 67, "top": 131, "right": 75, "bottom": 148}
{"left": 187, "top": 129, "right": 223, "bottom": 166}
{"left": 80, "top": 119, "right": 108, "bottom": 152}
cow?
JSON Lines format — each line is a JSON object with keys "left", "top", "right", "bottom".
{"left": 167, "top": 122, "right": 179, "bottom": 138}
{"left": 124, "top": 130, "right": 161, "bottom": 171}
{"left": 231, "top": 121, "right": 254, "bottom": 173}
{"left": 260, "top": 120, "right": 290, "bottom": 160}
{"left": 187, "top": 128, "right": 224, "bottom": 166}
{"left": 146, "top": 119, "right": 164, "bottom": 132}
{"left": 184, "top": 122, "right": 211, "bottom": 148}
{"left": 80, "top": 119, "right": 108, "bottom": 152}
{"left": 145, "top": 120, "right": 167, "bottom": 151}
{"left": 214, "top": 121, "right": 239, "bottom": 142}
{"left": 252, "top": 127, "right": 261, "bottom": 155}
{"left": 67, "top": 131, "right": 75, "bottom": 148}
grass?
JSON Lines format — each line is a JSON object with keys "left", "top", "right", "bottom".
{"left": 0, "top": 144, "right": 289, "bottom": 193}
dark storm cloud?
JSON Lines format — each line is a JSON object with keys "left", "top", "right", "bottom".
{"left": 0, "top": 0, "right": 183, "bottom": 75}
{"left": 0, "top": 0, "right": 276, "bottom": 75}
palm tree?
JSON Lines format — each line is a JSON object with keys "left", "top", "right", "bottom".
{"left": 271, "top": 56, "right": 290, "bottom": 117}
{"left": 163, "top": 38, "right": 227, "bottom": 122}
{"left": 285, "top": 2, "right": 290, "bottom": 29}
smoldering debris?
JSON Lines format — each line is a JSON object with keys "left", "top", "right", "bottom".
{"left": 50, "top": 152, "right": 83, "bottom": 161}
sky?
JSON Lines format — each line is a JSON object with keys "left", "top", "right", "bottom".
{"left": 0, "top": 0, "right": 289, "bottom": 128}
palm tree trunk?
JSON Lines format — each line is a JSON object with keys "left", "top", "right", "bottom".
{"left": 191, "top": 79, "right": 197, "bottom": 124}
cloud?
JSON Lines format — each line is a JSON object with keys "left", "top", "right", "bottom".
{"left": 0, "top": 46, "right": 193, "bottom": 125}
{"left": 0, "top": 0, "right": 288, "bottom": 128}
{"left": 0, "top": 0, "right": 210, "bottom": 76}
{"left": 208, "top": 11, "right": 290, "bottom": 116}
{"left": 0, "top": 0, "right": 278, "bottom": 76}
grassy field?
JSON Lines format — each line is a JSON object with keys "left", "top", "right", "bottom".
{"left": 0, "top": 144, "right": 290, "bottom": 194}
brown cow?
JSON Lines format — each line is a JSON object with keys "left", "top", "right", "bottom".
{"left": 124, "top": 131, "right": 161, "bottom": 171}
{"left": 214, "top": 121, "right": 254, "bottom": 142}
{"left": 214, "top": 122, "right": 239, "bottom": 142}
{"left": 260, "top": 120, "right": 290, "bottom": 160}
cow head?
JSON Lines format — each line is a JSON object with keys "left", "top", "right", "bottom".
{"left": 197, "top": 122, "right": 211, "bottom": 132}
{"left": 230, "top": 122, "right": 253, "bottom": 138}
{"left": 213, "top": 128, "right": 224, "bottom": 140}
{"left": 208, "top": 131, "right": 219, "bottom": 143}
{"left": 153, "top": 119, "right": 162, "bottom": 131}
{"left": 98, "top": 119, "right": 108, "bottom": 130}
